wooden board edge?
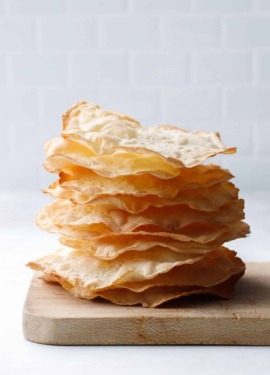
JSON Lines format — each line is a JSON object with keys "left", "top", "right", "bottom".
{"left": 23, "top": 308, "right": 270, "bottom": 346}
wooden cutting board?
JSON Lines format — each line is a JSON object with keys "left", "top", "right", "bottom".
{"left": 23, "top": 262, "right": 270, "bottom": 345}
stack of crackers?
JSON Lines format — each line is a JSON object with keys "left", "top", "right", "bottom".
{"left": 27, "top": 102, "right": 250, "bottom": 307}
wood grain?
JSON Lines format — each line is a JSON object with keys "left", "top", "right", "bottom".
{"left": 23, "top": 262, "right": 270, "bottom": 345}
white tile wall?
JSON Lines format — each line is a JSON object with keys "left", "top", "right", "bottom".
{"left": 0, "top": 0, "right": 269, "bottom": 192}
{"left": 0, "top": 0, "right": 4, "bottom": 13}
{"left": 133, "top": 0, "right": 190, "bottom": 13}
{"left": 225, "top": 88, "right": 270, "bottom": 120}
{"left": 192, "top": 0, "right": 253, "bottom": 12}
{"left": 162, "top": 17, "right": 221, "bottom": 49}
{"left": 225, "top": 16, "right": 270, "bottom": 47}
{"left": 71, "top": 0, "right": 128, "bottom": 14}
{"left": 72, "top": 52, "right": 129, "bottom": 86}
{"left": 9, "top": 0, "right": 67, "bottom": 14}
{"left": 12, "top": 53, "right": 68, "bottom": 85}
{"left": 193, "top": 52, "right": 252, "bottom": 83}
{"left": 0, "top": 89, "right": 38, "bottom": 121}
{"left": 258, "top": 52, "right": 270, "bottom": 82}
{"left": 132, "top": 52, "right": 189, "bottom": 86}
{"left": 257, "top": 0, "right": 270, "bottom": 10}
{"left": 162, "top": 88, "right": 222, "bottom": 121}
{"left": 0, "top": 54, "right": 6, "bottom": 84}
{"left": 102, "top": 16, "right": 159, "bottom": 49}
{"left": 40, "top": 17, "right": 97, "bottom": 50}
{"left": 0, "top": 19, "right": 36, "bottom": 51}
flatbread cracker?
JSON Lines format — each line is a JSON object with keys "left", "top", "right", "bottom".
{"left": 36, "top": 198, "right": 244, "bottom": 234}
{"left": 61, "top": 102, "right": 236, "bottom": 168}
{"left": 59, "top": 221, "right": 249, "bottom": 260}
{"left": 92, "top": 273, "right": 244, "bottom": 307}
{"left": 45, "top": 164, "right": 234, "bottom": 199}
{"left": 27, "top": 247, "right": 245, "bottom": 307}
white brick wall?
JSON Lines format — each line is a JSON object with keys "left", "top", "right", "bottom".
{"left": 162, "top": 88, "right": 221, "bottom": 121}
{"left": 0, "top": 0, "right": 269, "bottom": 192}
{"left": 225, "top": 88, "right": 270, "bottom": 120}
{"left": 0, "top": 55, "right": 6, "bottom": 84}
{"left": 72, "top": 52, "right": 129, "bottom": 86}
{"left": 0, "top": 0, "right": 4, "bottom": 13}
{"left": 0, "top": 89, "right": 38, "bottom": 121}
{"left": 257, "top": 0, "right": 270, "bottom": 10}
{"left": 12, "top": 53, "right": 68, "bottom": 85}
{"left": 162, "top": 17, "right": 221, "bottom": 49}
{"left": 0, "top": 19, "right": 36, "bottom": 50}
{"left": 225, "top": 16, "right": 270, "bottom": 47}
{"left": 192, "top": 0, "right": 253, "bottom": 12}
{"left": 258, "top": 52, "right": 270, "bottom": 81}
{"left": 132, "top": 52, "right": 189, "bottom": 86}
{"left": 40, "top": 17, "right": 97, "bottom": 50}
{"left": 102, "top": 17, "right": 159, "bottom": 49}
{"left": 71, "top": 0, "right": 128, "bottom": 14}
{"left": 193, "top": 52, "right": 252, "bottom": 83}
{"left": 133, "top": 0, "right": 190, "bottom": 13}
{"left": 9, "top": 0, "right": 67, "bottom": 14}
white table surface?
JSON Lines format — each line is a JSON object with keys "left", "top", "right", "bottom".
{"left": 0, "top": 191, "right": 270, "bottom": 375}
